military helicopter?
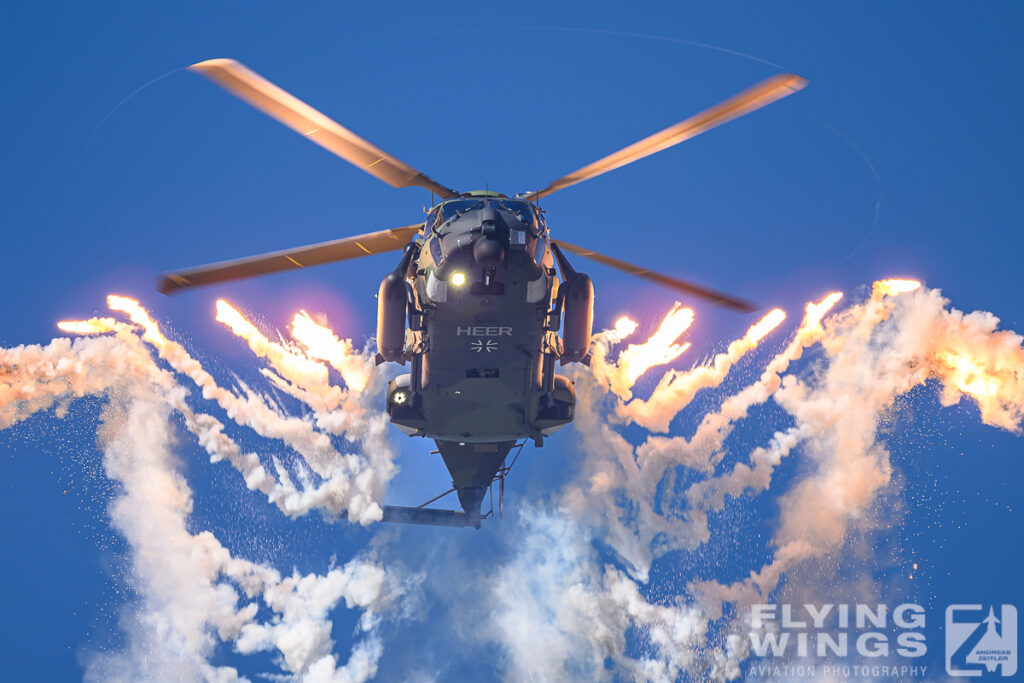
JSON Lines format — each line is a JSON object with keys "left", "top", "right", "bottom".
{"left": 159, "top": 59, "right": 806, "bottom": 528}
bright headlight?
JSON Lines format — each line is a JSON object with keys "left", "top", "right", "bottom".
{"left": 392, "top": 390, "right": 407, "bottom": 405}
{"left": 450, "top": 271, "right": 467, "bottom": 287}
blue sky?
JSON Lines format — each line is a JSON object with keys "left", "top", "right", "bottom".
{"left": 1, "top": 2, "right": 1022, "bottom": 681}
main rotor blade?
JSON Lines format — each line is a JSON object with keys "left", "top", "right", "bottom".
{"left": 522, "top": 74, "right": 807, "bottom": 201}
{"left": 158, "top": 224, "right": 421, "bottom": 295}
{"left": 189, "top": 59, "right": 459, "bottom": 198}
{"left": 552, "top": 240, "right": 756, "bottom": 313}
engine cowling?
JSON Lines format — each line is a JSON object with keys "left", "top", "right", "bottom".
{"left": 376, "top": 272, "right": 408, "bottom": 362}
{"left": 560, "top": 274, "right": 594, "bottom": 363}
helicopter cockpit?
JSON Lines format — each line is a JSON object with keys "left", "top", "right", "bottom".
{"left": 425, "top": 198, "right": 543, "bottom": 236}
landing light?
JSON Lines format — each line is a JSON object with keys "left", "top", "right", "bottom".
{"left": 392, "top": 390, "right": 407, "bottom": 405}
{"left": 450, "top": 271, "right": 467, "bottom": 287}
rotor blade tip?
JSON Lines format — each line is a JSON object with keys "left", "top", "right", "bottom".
{"left": 782, "top": 73, "right": 809, "bottom": 92}
{"left": 188, "top": 58, "right": 238, "bottom": 72}
{"left": 156, "top": 277, "right": 179, "bottom": 296}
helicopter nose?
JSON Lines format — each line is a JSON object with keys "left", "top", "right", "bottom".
{"left": 473, "top": 236, "right": 504, "bottom": 267}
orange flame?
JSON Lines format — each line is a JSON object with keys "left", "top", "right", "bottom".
{"left": 873, "top": 279, "right": 921, "bottom": 297}
{"left": 291, "top": 311, "right": 370, "bottom": 391}
{"left": 616, "top": 303, "right": 694, "bottom": 387}
{"left": 57, "top": 317, "right": 121, "bottom": 335}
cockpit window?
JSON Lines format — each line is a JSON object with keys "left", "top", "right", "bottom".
{"left": 428, "top": 198, "right": 542, "bottom": 234}
{"left": 427, "top": 200, "right": 483, "bottom": 232}
{"left": 425, "top": 206, "right": 440, "bottom": 232}
{"left": 439, "top": 200, "right": 483, "bottom": 224}
{"left": 494, "top": 199, "right": 535, "bottom": 230}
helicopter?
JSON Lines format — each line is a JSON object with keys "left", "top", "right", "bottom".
{"left": 158, "top": 59, "right": 806, "bottom": 528}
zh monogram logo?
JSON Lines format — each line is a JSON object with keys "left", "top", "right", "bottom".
{"left": 946, "top": 604, "right": 1017, "bottom": 677}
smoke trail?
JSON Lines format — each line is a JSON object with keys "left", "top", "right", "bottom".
{"left": 5, "top": 280, "right": 1023, "bottom": 680}
{"left": 2, "top": 299, "right": 419, "bottom": 680}
{"left": 612, "top": 307, "right": 787, "bottom": 432}
{"left": 484, "top": 281, "right": 1024, "bottom": 681}
{"left": 590, "top": 303, "right": 695, "bottom": 401}
{"left": 82, "top": 393, "right": 406, "bottom": 682}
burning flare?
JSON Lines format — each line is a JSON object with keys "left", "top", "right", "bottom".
{"left": 215, "top": 299, "right": 329, "bottom": 391}
{"left": 873, "top": 279, "right": 921, "bottom": 297}
{"left": 56, "top": 317, "right": 121, "bottom": 335}
{"left": 801, "top": 292, "right": 844, "bottom": 332}
{"left": 613, "top": 316, "right": 639, "bottom": 340}
{"left": 52, "top": 293, "right": 394, "bottom": 523}
{"left": 107, "top": 295, "right": 167, "bottom": 345}
{"left": 616, "top": 307, "right": 787, "bottom": 431}
{"left": 745, "top": 308, "right": 787, "bottom": 345}
{"left": 32, "top": 275, "right": 1024, "bottom": 683}
{"left": 291, "top": 311, "right": 370, "bottom": 392}
{"left": 616, "top": 303, "right": 694, "bottom": 388}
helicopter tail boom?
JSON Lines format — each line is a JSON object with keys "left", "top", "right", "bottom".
{"left": 380, "top": 505, "right": 478, "bottom": 528}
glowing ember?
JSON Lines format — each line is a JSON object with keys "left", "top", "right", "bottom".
{"left": 873, "top": 279, "right": 921, "bottom": 297}
{"left": 57, "top": 317, "right": 121, "bottom": 335}
{"left": 291, "top": 310, "right": 370, "bottom": 391}
{"left": 617, "top": 303, "right": 694, "bottom": 386}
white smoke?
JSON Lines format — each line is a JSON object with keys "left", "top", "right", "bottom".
{"left": 4, "top": 281, "right": 1022, "bottom": 681}
{"left": 482, "top": 283, "right": 1024, "bottom": 681}
{"left": 81, "top": 391, "right": 411, "bottom": 682}
{"left": 1, "top": 304, "right": 417, "bottom": 681}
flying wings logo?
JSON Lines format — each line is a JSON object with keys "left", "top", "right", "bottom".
{"left": 946, "top": 605, "right": 1018, "bottom": 677}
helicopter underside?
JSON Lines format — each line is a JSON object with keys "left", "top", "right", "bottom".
{"left": 385, "top": 309, "right": 576, "bottom": 443}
